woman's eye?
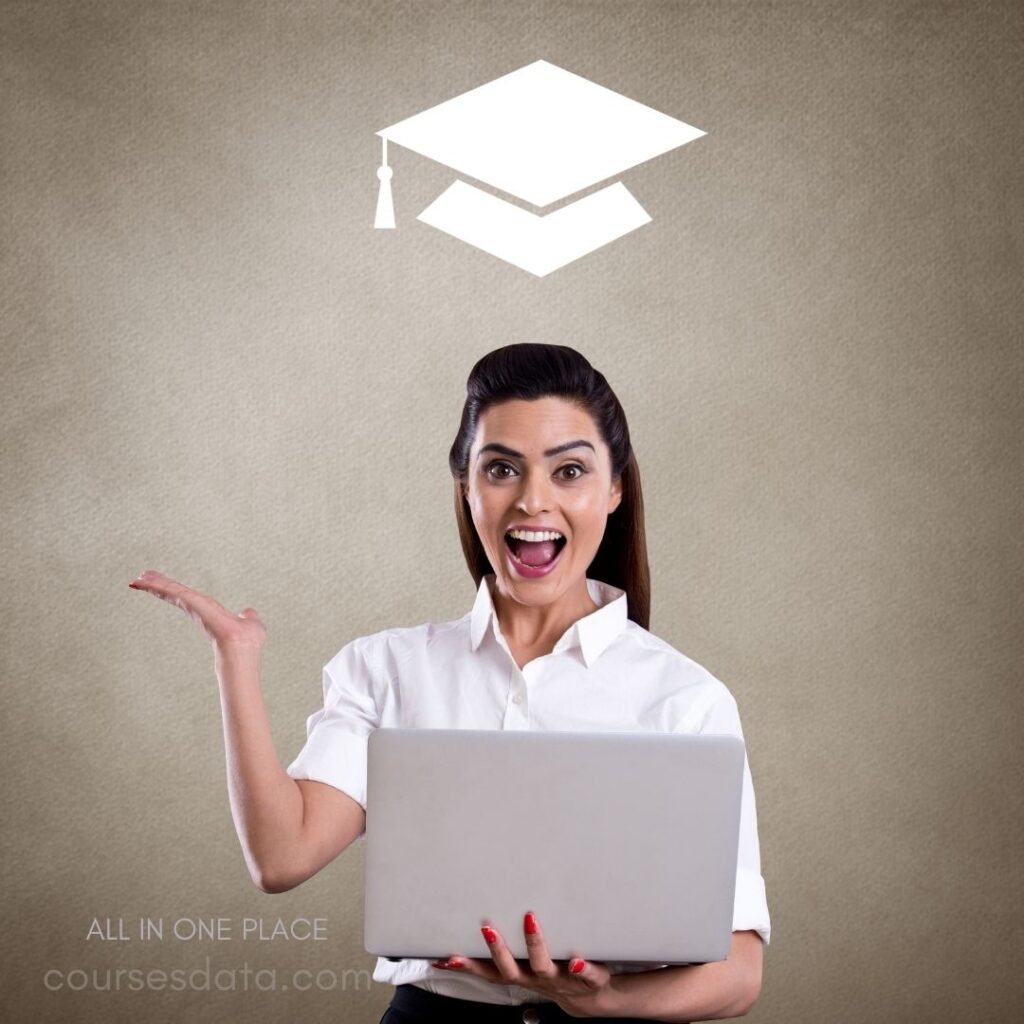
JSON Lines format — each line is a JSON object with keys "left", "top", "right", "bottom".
{"left": 485, "top": 461, "right": 587, "bottom": 481}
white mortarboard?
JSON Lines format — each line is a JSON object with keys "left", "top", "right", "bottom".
{"left": 374, "top": 59, "right": 706, "bottom": 277}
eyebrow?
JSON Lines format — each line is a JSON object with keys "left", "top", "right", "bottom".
{"left": 477, "top": 440, "right": 596, "bottom": 460}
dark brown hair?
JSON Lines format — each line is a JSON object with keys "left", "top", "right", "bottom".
{"left": 448, "top": 343, "right": 651, "bottom": 630}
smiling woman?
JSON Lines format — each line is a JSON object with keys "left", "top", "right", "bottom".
{"left": 453, "top": 395, "right": 630, "bottom": 667}
{"left": 128, "top": 343, "right": 770, "bottom": 1024}
{"left": 449, "top": 346, "right": 648, "bottom": 638}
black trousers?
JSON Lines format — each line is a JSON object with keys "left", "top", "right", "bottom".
{"left": 379, "top": 983, "right": 660, "bottom": 1023}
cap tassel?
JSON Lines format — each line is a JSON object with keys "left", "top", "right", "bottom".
{"left": 374, "top": 137, "right": 395, "bottom": 229}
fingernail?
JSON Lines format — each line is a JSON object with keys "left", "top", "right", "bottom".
{"left": 524, "top": 911, "right": 538, "bottom": 935}
{"left": 569, "top": 959, "right": 585, "bottom": 974}
{"left": 481, "top": 926, "right": 497, "bottom": 944}
{"left": 433, "top": 957, "right": 462, "bottom": 968}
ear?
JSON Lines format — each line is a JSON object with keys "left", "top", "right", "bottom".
{"left": 608, "top": 475, "right": 623, "bottom": 515}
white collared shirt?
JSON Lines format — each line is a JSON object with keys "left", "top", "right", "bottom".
{"left": 286, "top": 574, "right": 771, "bottom": 1006}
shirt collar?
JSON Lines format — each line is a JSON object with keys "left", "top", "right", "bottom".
{"left": 469, "top": 572, "right": 628, "bottom": 668}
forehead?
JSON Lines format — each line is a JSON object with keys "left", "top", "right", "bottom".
{"left": 473, "top": 397, "right": 602, "bottom": 451}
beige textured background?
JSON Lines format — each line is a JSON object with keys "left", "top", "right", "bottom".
{"left": 2, "top": 1, "right": 1022, "bottom": 1021}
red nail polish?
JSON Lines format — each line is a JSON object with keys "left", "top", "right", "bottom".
{"left": 481, "top": 926, "right": 497, "bottom": 944}
{"left": 524, "top": 912, "right": 538, "bottom": 935}
{"left": 570, "top": 959, "right": 585, "bottom": 974}
{"left": 448, "top": 958, "right": 465, "bottom": 968}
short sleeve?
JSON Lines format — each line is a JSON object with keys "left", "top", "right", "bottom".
{"left": 699, "top": 689, "right": 772, "bottom": 946}
{"left": 285, "top": 637, "right": 380, "bottom": 814}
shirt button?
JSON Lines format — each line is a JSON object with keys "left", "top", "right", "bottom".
{"left": 521, "top": 1009, "right": 541, "bottom": 1024}
{"left": 511, "top": 694, "right": 522, "bottom": 705}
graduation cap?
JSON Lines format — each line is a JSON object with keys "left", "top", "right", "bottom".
{"left": 374, "top": 59, "right": 706, "bottom": 277}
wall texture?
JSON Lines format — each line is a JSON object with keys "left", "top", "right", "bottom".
{"left": 2, "top": 1, "right": 1021, "bottom": 1021}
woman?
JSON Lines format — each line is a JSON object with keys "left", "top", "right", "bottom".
{"left": 129, "top": 343, "right": 770, "bottom": 1022}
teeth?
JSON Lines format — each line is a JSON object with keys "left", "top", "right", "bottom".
{"left": 507, "top": 529, "right": 564, "bottom": 542}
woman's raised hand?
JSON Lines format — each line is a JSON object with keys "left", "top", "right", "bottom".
{"left": 128, "top": 569, "right": 266, "bottom": 654}
{"left": 127, "top": 569, "right": 364, "bottom": 891}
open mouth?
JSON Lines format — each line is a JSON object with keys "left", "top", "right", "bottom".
{"left": 504, "top": 530, "right": 567, "bottom": 572}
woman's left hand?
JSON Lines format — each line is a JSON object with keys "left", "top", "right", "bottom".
{"left": 431, "top": 911, "right": 615, "bottom": 1018}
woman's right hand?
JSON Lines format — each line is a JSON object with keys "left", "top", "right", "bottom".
{"left": 128, "top": 569, "right": 266, "bottom": 655}
{"left": 127, "top": 568, "right": 364, "bottom": 890}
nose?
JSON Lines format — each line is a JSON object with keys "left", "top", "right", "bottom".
{"left": 515, "top": 468, "right": 554, "bottom": 516}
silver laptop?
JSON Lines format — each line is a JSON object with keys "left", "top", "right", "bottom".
{"left": 364, "top": 728, "right": 745, "bottom": 965}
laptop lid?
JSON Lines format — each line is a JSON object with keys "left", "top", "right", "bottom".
{"left": 364, "top": 728, "right": 745, "bottom": 965}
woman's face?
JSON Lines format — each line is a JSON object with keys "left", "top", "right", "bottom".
{"left": 463, "top": 396, "right": 623, "bottom": 606}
